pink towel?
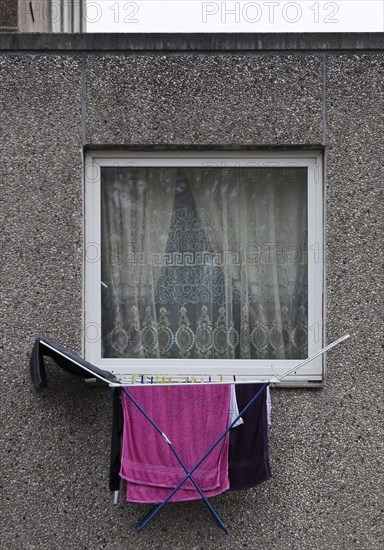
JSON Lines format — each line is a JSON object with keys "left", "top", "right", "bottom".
{"left": 119, "top": 385, "right": 231, "bottom": 503}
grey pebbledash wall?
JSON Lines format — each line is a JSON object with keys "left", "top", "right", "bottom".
{"left": 1, "top": 34, "right": 383, "bottom": 550}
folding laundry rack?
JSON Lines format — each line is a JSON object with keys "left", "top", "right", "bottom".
{"left": 30, "top": 333, "right": 350, "bottom": 533}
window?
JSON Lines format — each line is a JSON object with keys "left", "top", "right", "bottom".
{"left": 84, "top": 152, "right": 323, "bottom": 384}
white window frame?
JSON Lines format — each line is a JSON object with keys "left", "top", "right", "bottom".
{"left": 84, "top": 151, "right": 323, "bottom": 385}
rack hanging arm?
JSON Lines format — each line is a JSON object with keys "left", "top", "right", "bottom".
{"left": 270, "top": 334, "right": 351, "bottom": 383}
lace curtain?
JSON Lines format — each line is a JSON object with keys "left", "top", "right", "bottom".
{"left": 100, "top": 166, "right": 308, "bottom": 360}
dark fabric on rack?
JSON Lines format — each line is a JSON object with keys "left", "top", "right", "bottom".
{"left": 228, "top": 384, "right": 271, "bottom": 490}
{"left": 29, "top": 335, "right": 119, "bottom": 390}
{"left": 109, "top": 388, "right": 123, "bottom": 491}
{"left": 30, "top": 337, "right": 48, "bottom": 389}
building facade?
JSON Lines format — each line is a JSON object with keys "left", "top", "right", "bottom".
{"left": 1, "top": 33, "right": 383, "bottom": 549}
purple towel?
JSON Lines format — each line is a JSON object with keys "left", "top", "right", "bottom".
{"left": 229, "top": 384, "right": 272, "bottom": 490}
{"left": 120, "top": 385, "right": 231, "bottom": 503}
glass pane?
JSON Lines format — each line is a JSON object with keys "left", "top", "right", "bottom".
{"left": 100, "top": 166, "right": 308, "bottom": 360}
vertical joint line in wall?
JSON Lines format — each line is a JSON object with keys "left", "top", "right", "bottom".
{"left": 81, "top": 54, "right": 88, "bottom": 146}
{"left": 80, "top": 53, "right": 87, "bottom": 356}
{"left": 322, "top": 53, "right": 328, "bottom": 147}
{"left": 321, "top": 53, "right": 328, "bottom": 387}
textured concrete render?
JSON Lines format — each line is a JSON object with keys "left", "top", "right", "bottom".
{"left": 323, "top": 54, "right": 384, "bottom": 549}
{"left": 86, "top": 55, "right": 322, "bottom": 146}
{"left": 1, "top": 37, "right": 383, "bottom": 550}
{"left": 0, "top": 55, "right": 90, "bottom": 548}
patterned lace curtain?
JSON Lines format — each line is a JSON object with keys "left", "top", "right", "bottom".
{"left": 100, "top": 165, "right": 308, "bottom": 360}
